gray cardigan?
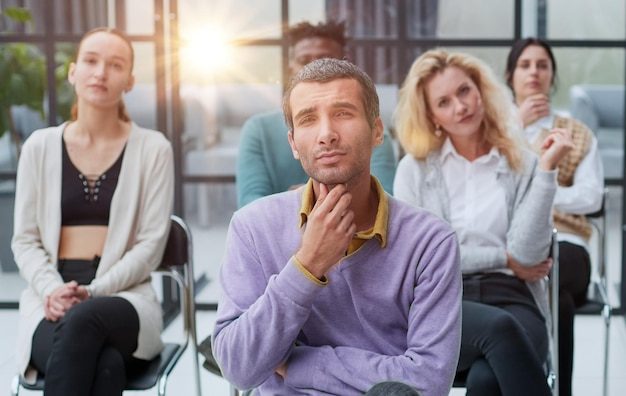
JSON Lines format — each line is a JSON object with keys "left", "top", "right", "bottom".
{"left": 12, "top": 122, "right": 174, "bottom": 383}
{"left": 394, "top": 147, "right": 557, "bottom": 324}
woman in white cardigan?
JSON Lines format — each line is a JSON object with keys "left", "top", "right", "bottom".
{"left": 12, "top": 27, "right": 173, "bottom": 395}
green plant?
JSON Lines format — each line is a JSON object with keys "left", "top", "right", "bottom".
{"left": 0, "top": 7, "right": 73, "bottom": 156}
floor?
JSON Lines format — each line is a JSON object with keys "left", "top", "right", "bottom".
{"left": 1, "top": 185, "right": 626, "bottom": 395}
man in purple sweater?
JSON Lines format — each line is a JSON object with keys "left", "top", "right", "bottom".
{"left": 212, "top": 58, "right": 462, "bottom": 396}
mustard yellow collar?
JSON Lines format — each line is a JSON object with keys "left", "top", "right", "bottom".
{"left": 298, "top": 176, "right": 388, "bottom": 248}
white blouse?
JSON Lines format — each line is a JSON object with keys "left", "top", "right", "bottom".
{"left": 441, "top": 138, "right": 509, "bottom": 254}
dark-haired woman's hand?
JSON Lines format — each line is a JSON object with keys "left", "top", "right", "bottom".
{"left": 518, "top": 94, "right": 550, "bottom": 127}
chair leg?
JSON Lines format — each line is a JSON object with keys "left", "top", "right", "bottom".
{"left": 158, "top": 373, "right": 171, "bottom": 396}
{"left": 192, "top": 345, "right": 202, "bottom": 396}
{"left": 602, "top": 304, "right": 611, "bottom": 396}
{"left": 189, "top": 313, "right": 202, "bottom": 396}
{"left": 10, "top": 375, "right": 20, "bottom": 396}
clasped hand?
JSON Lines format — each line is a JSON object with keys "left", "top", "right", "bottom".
{"left": 295, "top": 183, "right": 356, "bottom": 280}
{"left": 507, "top": 253, "right": 553, "bottom": 282}
{"left": 44, "top": 281, "right": 90, "bottom": 322}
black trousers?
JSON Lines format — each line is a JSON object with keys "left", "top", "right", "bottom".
{"left": 31, "top": 297, "right": 148, "bottom": 396}
{"left": 365, "top": 381, "right": 421, "bottom": 396}
{"left": 558, "top": 241, "right": 591, "bottom": 396}
{"left": 458, "top": 273, "right": 552, "bottom": 396}
{"left": 30, "top": 258, "right": 148, "bottom": 396}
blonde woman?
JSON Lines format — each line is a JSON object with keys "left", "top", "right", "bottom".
{"left": 393, "top": 49, "right": 573, "bottom": 395}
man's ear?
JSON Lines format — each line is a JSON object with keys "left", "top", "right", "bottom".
{"left": 372, "top": 117, "right": 384, "bottom": 147}
{"left": 287, "top": 130, "right": 300, "bottom": 160}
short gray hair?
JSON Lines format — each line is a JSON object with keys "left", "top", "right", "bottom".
{"left": 283, "top": 58, "right": 379, "bottom": 132}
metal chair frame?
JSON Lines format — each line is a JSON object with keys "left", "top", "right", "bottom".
{"left": 549, "top": 228, "right": 560, "bottom": 396}
{"left": 574, "top": 188, "right": 611, "bottom": 396}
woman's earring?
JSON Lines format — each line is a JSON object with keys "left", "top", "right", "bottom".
{"left": 434, "top": 124, "right": 442, "bottom": 138}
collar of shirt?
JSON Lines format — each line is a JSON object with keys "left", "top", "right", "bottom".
{"left": 440, "top": 136, "right": 501, "bottom": 165}
{"left": 298, "top": 176, "right": 389, "bottom": 248}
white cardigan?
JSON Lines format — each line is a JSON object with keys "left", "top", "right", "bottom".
{"left": 12, "top": 122, "right": 174, "bottom": 383}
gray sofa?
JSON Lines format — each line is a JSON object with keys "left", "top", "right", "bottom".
{"left": 569, "top": 84, "right": 625, "bottom": 179}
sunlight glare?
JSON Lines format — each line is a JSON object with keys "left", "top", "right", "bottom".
{"left": 182, "top": 27, "right": 232, "bottom": 73}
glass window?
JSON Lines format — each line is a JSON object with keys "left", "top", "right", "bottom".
{"left": 399, "top": 46, "right": 510, "bottom": 85}
{"left": 552, "top": 47, "right": 625, "bottom": 108}
{"left": 179, "top": 44, "right": 282, "bottom": 180}
{"left": 328, "top": 0, "right": 399, "bottom": 39}
{"left": 406, "top": 0, "right": 439, "bottom": 38}
{"left": 179, "top": 0, "right": 281, "bottom": 41}
{"left": 553, "top": 47, "right": 625, "bottom": 180}
{"left": 446, "top": 46, "right": 511, "bottom": 81}
{"left": 0, "top": 1, "right": 107, "bottom": 35}
{"left": 55, "top": 42, "right": 77, "bottom": 124}
{"left": 179, "top": 45, "right": 282, "bottom": 85}
{"left": 547, "top": 0, "right": 625, "bottom": 40}
{"left": 436, "top": 0, "right": 514, "bottom": 38}
{"left": 125, "top": 0, "right": 155, "bottom": 36}
{"left": 1, "top": 41, "right": 49, "bottom": 152}
{"left": 126, "top": 42, "right": 158, "bottom": 131}
{"left": 349, "top": 45, "right": 399, "bottom": 83}
{"left": 0, "top": 3, "right": 42, "bottom": 34}
{"left": 289, "top": 0, "right": 327, "bottom": 25}
{"left": 52, "top": 0, "right": 108, "bottom": 35}
{"left": 0, "top": 181, "right": 17, "bottom": 274}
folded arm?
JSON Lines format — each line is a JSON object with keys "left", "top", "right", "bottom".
{"left": 507, "top": 162, "right": 558, "bottom": 266}
{"left": 283, "top": 234, "right": 462, "bottom": 396}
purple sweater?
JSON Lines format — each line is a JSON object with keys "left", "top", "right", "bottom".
{"left": 213, "top": 189, "right": 462, "bottom": 396}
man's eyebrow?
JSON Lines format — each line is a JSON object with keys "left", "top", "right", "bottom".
{"left": 331, "top": 101, "right": 359, "bottom": 111}
{"left": 294, "top": 106, "right": 316, "bottom": 121}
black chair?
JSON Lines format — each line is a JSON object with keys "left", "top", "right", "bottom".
{"left": 199, "top": 335, "right": 244, "bottom": 396}
{"left": 574, "top": 188, "right": 611, "bottom": 396}
{"left": 11, "top": 215, "right": 201, "bottom": 396}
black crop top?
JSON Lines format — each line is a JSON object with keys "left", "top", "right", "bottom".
{"left": 61, "top": 137, "right": 125, "bottom": 226}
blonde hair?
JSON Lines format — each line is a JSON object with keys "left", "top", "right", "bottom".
{"left": 394, "top": 49, "right": 522, "bottom": 171}
{"left": 71, "top": 27, "right": 133, "bottom": 122}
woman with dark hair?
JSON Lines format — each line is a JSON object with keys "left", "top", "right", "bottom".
{"left": 393, "top": 49, "right": 574, "bottom": 395}
{"left": 506, "top": 37, "right": 604, "bottom": 396}
{"left": 13, "top": 27, "right": 174, "bottom": 395}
